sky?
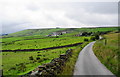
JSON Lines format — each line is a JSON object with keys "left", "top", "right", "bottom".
{"left": 0, "top": 0, "right": 119, "bottom": 34}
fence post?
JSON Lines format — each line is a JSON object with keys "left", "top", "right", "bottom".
{"left": 105, "top": 39, "right": 107, "bottom": 45}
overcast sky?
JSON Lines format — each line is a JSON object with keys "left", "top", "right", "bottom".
{"left": 0, "top": 0, "right": 119, "bottom": 34}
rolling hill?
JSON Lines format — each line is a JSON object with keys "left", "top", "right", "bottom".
{"left": 3, "top": 27, "right": 119, "bottom": 37}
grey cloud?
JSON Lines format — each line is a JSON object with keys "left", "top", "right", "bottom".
{"left": 84, "top": 2, "right": 118, "bottom": 14}
{"left": 1, "top": 2, "right": 118, "bottom": 34}
{"left": 64, "top": 2, "right": 118, "bottom": 25}
{"left": 50, "top": 2, "right": 118, "bottom": 14}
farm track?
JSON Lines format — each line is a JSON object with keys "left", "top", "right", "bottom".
{"left": 2, "top": 42, "right": 83, "bottom": 52}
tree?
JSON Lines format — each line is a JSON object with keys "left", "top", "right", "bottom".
{"left": 95, "top": 35, "right": 99, "bottom": 40}
{"left": 82, "top": 32, "right": 88, "bottom": 36}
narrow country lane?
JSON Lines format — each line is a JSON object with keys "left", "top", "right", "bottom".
{"left": 73, "top": 42, "right": 115, "bottom": 76}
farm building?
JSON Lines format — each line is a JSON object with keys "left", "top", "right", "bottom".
{"left": 46, "top": 31, "right": 68, "bottom": 37}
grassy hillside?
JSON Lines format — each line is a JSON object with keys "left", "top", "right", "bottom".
{"left": 3, "top": 27, "right": 118, "bottom": 37}
{"left": 93, "top": 33, "right": 119, "bottom": 76}
{"left": 4, "top": 28, "right": 67, "bottom": 37}
{"left": 76, "top": 27, "right": 118, "bottom": 32}
{"left": 0, "top": 27, "right": 118, "bottom": 49}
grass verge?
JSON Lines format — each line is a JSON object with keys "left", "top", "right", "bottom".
{"left": 58, "top": 42, "right": 89, "bottom": 76}
{"left": 93, "top": 33, "right": 119, "bottom": 77}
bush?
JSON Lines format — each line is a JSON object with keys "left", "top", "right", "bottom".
{"left": 56, "top": 36, "right": 59, "bottom": 38}
{"left": 37, "top": 52, "right": 40, "bottom": 53}
{"left": 18, "top": 63, "right": 26, "bottom": 72}
{"left": 90, "top": 37, "right": 96, "bottom": 41}
{"left": 95, "top": 35, "right": 99, "bottom": 40}
{"left": 36, "top": 57, "right": 40, "bottom": 60}
{"left": 29, "top": 56, "right": 34, "bottom": 60}
{"left": 37, "top": 54, "right": 42, "bottom": 56}
{"left": 84, "top": 38, "right": 89, "bottom": 41}
{"left": 37, "top": 59, "right": 44, "bottom": 63}
{"left": 43, "top": 58, "right": 49, "bottom": 60}
{"left": 9, "top": 67, "right": 16, "bottom": 70}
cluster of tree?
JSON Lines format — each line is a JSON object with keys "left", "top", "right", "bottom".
{"left": 95, "top": 31, "right": 111, "bottom": 35}
{"left": 81, "top": 31, "right": 111, "bottom": 36}
{"left": 84, "top": 38, "right": 89, "bottom": 41}
{"left": 90, "top": 35, "right": 99, "bottom": 41}
{"left": 83, "top": 35, "right": 99, "bottom": 42}
{"left": 81, "top": 32, "right": 93, "bottom": 36}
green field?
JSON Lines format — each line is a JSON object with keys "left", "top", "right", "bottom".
{"left": 2, "top": 47, "right": 78, "bottom": 75}
{"left": 93, "top": 33, "right": 119, "bottom": 77}
{"left": 2, "top": 36, "right": 91, "bottom": 50}
{"left": 1, "top": 27, "right": 119, "bottom": 76}
{"left": 1, "top": 27, "right": 118, "bottom": 50}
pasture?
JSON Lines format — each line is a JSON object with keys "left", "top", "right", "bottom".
{"left": 2, "top": 47, "right": 77, "bottom": 75}
{"left": 2, "top": 36, "right": 91, "bottom": 50}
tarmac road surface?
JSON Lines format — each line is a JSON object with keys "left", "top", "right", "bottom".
{"left": 73, "top": 42, "right": 115, "bottom": 76}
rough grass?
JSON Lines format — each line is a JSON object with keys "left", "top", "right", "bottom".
{"left": 0, "top": 52, "right": 2, "bottom": 70}
{"left": 2, "top": 46, "right": 77, "bottom": 75}
{"left": 93, "top": 33, "right": 119, "bottom": 77}
{"left": 59, "top": 42, "right": 89, "bottom": 76}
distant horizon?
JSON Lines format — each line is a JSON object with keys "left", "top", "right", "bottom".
{"left": 2, "top": 25, "right": 119, "bottom": 34}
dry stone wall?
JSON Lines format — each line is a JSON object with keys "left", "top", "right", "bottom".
{"left": 25, "top": 49, "right": 72, "bottom": 76}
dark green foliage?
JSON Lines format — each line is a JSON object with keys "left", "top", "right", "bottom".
{"left": 29, "top": 56, "right": 34, "bottom": 60}
{"left": 56, "top": 36, "right": 59, "bottom": 38}
{"left": 90, "top": 34, "right": 99, "bottom": 41}
{"left": 81, "top": 32, "right": 88, "bottom": 36}
{"left": 43, "top": 58, "right": 49, "bottom": 60}
{"left": 36, "top": 57, "right": 40, "bottom": 60}
{"left": 37, "top": 59, "right": 44, "bottom": 63}
{"left": 9, "top": 67, "right": 16, "bottom": 70}
{"left": 18, "top": 63, "right": 26, "bottom": 72}
{"left": 90, "top": 37, "right": 96, "bottom": 41}
{"left": 37, "top": 54, "right": 42, "bottom": 56}
{"left": 95, "top": 35, "right": 99, "bottom": 40}
{"left": 84, "top": 38, "right": 89, "bottom": 41}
